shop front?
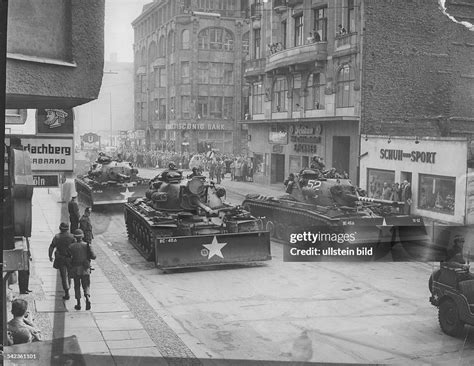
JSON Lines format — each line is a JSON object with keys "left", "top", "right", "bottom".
{"left": 165, "top": 122, "right": 234, "bottom": 154}
{"left": 360, "top": 135, "right": 468, "bottom": 224}
{"left": 248, "top": 119, "right": 359, "bottom": 185}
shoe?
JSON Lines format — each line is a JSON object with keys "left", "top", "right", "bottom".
{"left": 26, "top": 289, "right": 33, "bottom": 293}
{"left": 63, "top": 294, "right": 70, "bottom": 300}
{"left": 86, "top": 301, "right": 91, "bottom": 310}
{"left": 20, "top": 291, "right": 29, "bottom": 295}
{"left": 74, "top": 304, "right": 81, "bottom": 310}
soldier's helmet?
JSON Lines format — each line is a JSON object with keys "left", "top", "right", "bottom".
{"left": 59, "top": 222, "right": 69, "bottom": 231}
{"left": 73, "top": 229, "right": 84, "bottom": 238}
{"left": 168, "top": 162, "right": 177, "bottom": 170}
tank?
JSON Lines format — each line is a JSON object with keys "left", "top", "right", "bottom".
{"left": 75, "top": 153, "right": 149, "bottom": 207}
{"left": 242, "top": 169, "right": 441, "bottom": 261}
{"left": 124, "top": 172, "right": 271, "bottom": 269}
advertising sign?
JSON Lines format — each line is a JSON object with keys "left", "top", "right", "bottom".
{"left": 21, "top": 137, "right": 74, "bottom": 172}
{"left": 36, "top": 109, "right": 74, "bottom": 134}
{"left": 82, "top": 132, "right": 100, "bottom": 144}
{"left": 33, "top": 174, "right": 59, "bottom": 187}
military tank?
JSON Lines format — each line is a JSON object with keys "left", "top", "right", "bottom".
{"left": 75, "top": 153, "right": 149, "bottom": 207}
{"left": 242, "top": 169, "right": 442, "bottom": 261}
{"left": 124, "top": 170, "right": 271, "bottom": 269}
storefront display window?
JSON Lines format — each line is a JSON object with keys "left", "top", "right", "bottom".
{"left": 367, "top": 168, "right": 395, "bottom": 199}
{"left": 418, "top": 174, "right": 455, "bottom": 215}
{"left": 254, "top": 154, "right": 265, "bottom": 174}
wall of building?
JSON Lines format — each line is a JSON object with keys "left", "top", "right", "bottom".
{"left": 6, "top": 0, "right": 105, "bottom": 109}
{"left": 361, "top": 0, "right": 474, "bottom": 136}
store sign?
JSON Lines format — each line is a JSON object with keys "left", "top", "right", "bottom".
{"left": 294, "top": 144, "right": 318, "bottom": 153}
{"left": 290, "top": 124, "right": 322, "bottom": 136}
{"left": 33, "top": 174, "right": 59, "bottom": 187}
{"left": 36, "top": 109, "right": 74, "bottom": 134}
{"left": 165, "top": 123, "right": 228, "bottom": 130}
{"left": 82, "top": 133, "right": 100, "bottom": 144}
{"left": 21, "top": 137, "right": 73, "bottom": 171}
{"left": 379, "top": 149, "right": 437, "bottom": 164}
{"left": 135, "top": 130, "right": 146, "bottom": 139}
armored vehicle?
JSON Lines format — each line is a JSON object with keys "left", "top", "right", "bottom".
{"left": 75, "top": 153, "right": 149, "bottom": 207}
{"left": 242, "top": 169, "right": 437, "bottom": 261}
{"left": 124, "top": 171, "right": 271, "bottom": 269}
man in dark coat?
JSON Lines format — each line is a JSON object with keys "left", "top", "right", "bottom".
{"left": 68, "top": 229, "right": 96, "bottom": 310}
{"left": 49, "top": 222, "right": 75, "bottom": 299}
{"left": 401, "top": 180, "right": 412, "bottom": 214}
{"left": 68, "top": 195, "right": 80, "bottom": 232}
{"left": 79, "top": 207, "right": 94, "bottom": 245}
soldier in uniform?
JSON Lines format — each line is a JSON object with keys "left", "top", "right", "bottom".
{"left": 79, "top": 207, "right": 94, "bottom": 245}
{"left": 68, "top": 194, "right": 80, "bottom": 232}
{"left": 68, "top": 229, "right": 96, "bottom": 310}
{"left": 49, "top": 222, "right": 75, "bottom": 300}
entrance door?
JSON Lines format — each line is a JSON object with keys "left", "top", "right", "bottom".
{"left": 271, "top": 154, "right": 285, "bottom": 183}
{"left": 332, "top": 136, "right": 350, "bottom": 175}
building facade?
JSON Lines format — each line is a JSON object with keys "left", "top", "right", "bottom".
{"left": 132, "top": 0, "right": 248, "bottom": 154}
{"left": 243, "top": 0, "right": 361, "bottom": 184}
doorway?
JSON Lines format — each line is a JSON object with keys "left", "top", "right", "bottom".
{"left": 271, "top": 154, "right": 285, "bottom": 183}
{"left": 332, "top": 136, "right": 350, "bottom": 175}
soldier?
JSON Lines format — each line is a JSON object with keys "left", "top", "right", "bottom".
{"left": 447, "top": 235, "right": 466, "bottom": 264}
{"left": 79, "top": 207, "right": 94, "bottom": 245}
{"left": 49, "top": 222, "right": 75, "bottom": 300}
{"left": 68, "top": 194, "right": 80, "bottom": 232}
{"left": 68, "top": 229, "right": 96, "bottom": 311}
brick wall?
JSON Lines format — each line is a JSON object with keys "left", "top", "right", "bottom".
{"left": 361, "top": 0, "right": 474, "bottom": 137}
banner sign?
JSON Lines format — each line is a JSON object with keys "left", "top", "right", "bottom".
{"left": 36, "top": 109, "right": 74, "bottom": 134}
{"left": 33, "top": 174, "right": 59, "bottom": 187}
{"left": 21, "top": 137, "right": 74, "bottom": 172}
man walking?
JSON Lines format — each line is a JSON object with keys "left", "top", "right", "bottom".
{"left": 49, "top": 223, "right": 75, "bottom": 300}
{"left": 68, "top": 229, "right": 96, "bottom": 310}
{"left": 79, "top": 207, "right": 93, "bottom": 245}
{"left": 68, "top": 194, "right": 80, "bottom": 232}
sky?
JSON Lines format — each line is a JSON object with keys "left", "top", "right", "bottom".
{"left": 104, "top": 0, "right": 151, "bottom": 62}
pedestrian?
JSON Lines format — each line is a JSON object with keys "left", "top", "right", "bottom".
{"left": 68, "top": 229, "right": 96, "bottom": 310}
{"left": 7, "top": 298, "right": 42, "bottom": 345}
{"left": 49, "top": 222, "right": 75, "bottom": 300}
{"left": 401, "top": 180, "right": 412, "bottom": 214}
{"left": 382, "top": 182, "right": 392, "bottom": 200}
{"left": 68, "top": 194, "right": 80, "bottom": 232}
{"left": 79, "top": 207, "right": 94, "bottom": 245}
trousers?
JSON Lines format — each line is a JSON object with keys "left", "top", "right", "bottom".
{"left": 73, "top": 274, "right": 91, "bottom": 299}
{"left": 58, "top": 265, "right": 71, "bottom": 292}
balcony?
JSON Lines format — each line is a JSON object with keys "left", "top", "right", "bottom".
{"left": 243, "top": 58, "right": 266, "bottom": 80}
{"left": 265, "top": 42, "right": 327, "bottom": 74}
{"left": 334, "top": 32, "right": 358, "bottom": 56}
{"left": 273, "top": 0, "right": 287, "bottom": 13}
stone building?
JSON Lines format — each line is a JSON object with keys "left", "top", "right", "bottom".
{"left": 132, "top": 0, "right": 248, "bottom": 154}
{"left": 243, "top": 0, "right": 474, "bottom": 224}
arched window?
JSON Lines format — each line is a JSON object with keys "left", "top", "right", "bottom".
{"left": 242, "top": 32, "right": 250, "bottom": 56}
{"left": 336, "top": 64, "right": 354, "bottom": 108}
{"left": 140, "top": 47, "right": 146, "bottom": 66}
{"left": 306, "top": 73, "right": 326, "bottom": 110}
{"left": 272, "top": 77, "right": 288, "bottom": 112}
{"left": 148, "top": 41, "right": 157, "bottom": 63}
{"left": 198, "top": 27, "right": 234, "bottom": 51}
{"left": 168, "top": 31, "right": 175, "bottom": 54}
{"left": 159, "top": 36, "right": 165, "bottom": 57}
{"left": 182, "top": 29, "right": 190, "bottom": 49}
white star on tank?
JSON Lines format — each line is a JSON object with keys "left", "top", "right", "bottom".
{"left": 120, "top": 188, "right": 135, "bottom": 200}
{"left": 202, "top": 236, "right": 227, "bottom": 259}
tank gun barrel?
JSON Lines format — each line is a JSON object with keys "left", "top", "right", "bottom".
{"left": 354, "top": 195, "right": 403, "bottom": 206}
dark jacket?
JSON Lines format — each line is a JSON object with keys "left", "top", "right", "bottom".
{"left": 49, "top": 231, "right": 75, "bottom": 263}
{"left": 79, "top": 215, "right": 94, "bottom": 243}
{"left": 68, "top": 200, "right": 80, "bottom": 221}
{"left": 68, "top": 240, "right": 97, "bottom": 276}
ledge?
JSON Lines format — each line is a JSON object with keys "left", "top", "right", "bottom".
{"left": 7, "top": 53, "right": 77, "bottom": 68}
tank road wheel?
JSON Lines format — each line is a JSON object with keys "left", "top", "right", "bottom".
{"left": 275, "top": 223, "right": 286, "bottom": 241}
{"left": 439, "top": 299, "right": 464, "bottom": 336}
{"left": 266, "top": 221, "right": 275, "bottom": 238}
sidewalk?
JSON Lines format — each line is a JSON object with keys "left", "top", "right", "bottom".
{"left": 4, "top": 188, "right": 166, "bottom": 366}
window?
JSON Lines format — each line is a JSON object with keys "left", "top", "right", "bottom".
{"left": 181, "top": 96, "right": 190, "bottom": 119}
{"left": 294, "top": 14, "right": 304, "bottom": 47}
{"left": 198, "top": 27, "right": 234, "bottom": 51}
{"left": 159, "top": 98, "right": 166, "bottom": 120}
{"left": 149, "top": 41, "right": 157, "bottom": 62}
{"left": 182, "top": 29, "right": 190, "bottom": 49}
{"left": 313, "top": 6, "right": 327, "bottom": 41}
{"left": 306, "top": 73, "right": 325, "bottom": 110}
{"left": 181, "top": 61, "right": 190, "bottom": 84}
{"left": 159, "top": 36, "right": 165, "bottom": 57}
{"left": 242, "top": 32, "right": 250, "bottom": 56}
{"left": 223, "top": 97, "right": 234, "bottom": 119}
{"left": 272, "top": 77, "right": 288, "bottom": 112}
{"left": 281, "top": 20, "right": 287, "bottom": 49}
{"left": 168, "top": 31, "right": 175, "bottom": 54}
{"left": 253, "top": 28, "right": 261, "bottom": 58}
{"left": 336, "top": 64, "right": 354, "bottom": 108}
{"left": 252, "top": 82, "right": 264, "bottom": 114}
{"left": 197, "top": 96, "right": 208, "bottom": 118}
{"left": 170, "top": 97, "right": 176, "bottom": 119}
{"left": 367, "top": 169, "right": 395, "bottom": 199}
{"left": 293, "top": 74, "right": 301, "bottom": 111}
{"left": 139, "top": 74, "right": 147, "bottom": 93}
{"left": 158, "top": 68, "right": 167, "bottom": 87}
{"left": 419, "top": 174, "right": 456, "bottom": 215}
{"left": 210, "top": 63, "right": 223, "bottom": 84}
{"left": 153, "top": 98, "right": 159, "bottom": 119}
{"left": 347, "top": 0, "right": 355, "bottom": 33}
{"left": 223, "top": 63, "right": 234, "bottom": 84}
{"left": 209, "top": 96, "right": 222, "bottom": 118}
{"left": 198, "top": 62, "right": 209, "bottom": 83}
